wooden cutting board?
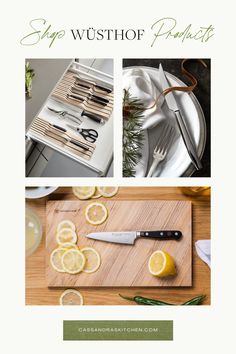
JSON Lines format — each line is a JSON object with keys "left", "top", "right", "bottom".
{"left": 46, "top": 200, "right": 192, "bottom": 287}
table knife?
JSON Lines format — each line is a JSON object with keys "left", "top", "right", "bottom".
{"left": 86, "top": 230, "right": 182, "bottom": 244}
{"left": 159, "top": 63, "right": 202, "bottom": 170}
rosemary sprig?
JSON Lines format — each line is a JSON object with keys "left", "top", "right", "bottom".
{"left": 123, "top": 89, "right": 145, "bottom": 177}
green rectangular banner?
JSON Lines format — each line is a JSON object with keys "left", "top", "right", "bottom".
{"left": 63, "top": 320, "right": 173, "bottom": 341}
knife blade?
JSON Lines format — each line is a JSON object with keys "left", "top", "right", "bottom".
{"left": 70, "top": 87, "right": 108, "bottom": 106}
{"left": 72, "top": 84, "right": 110, "bottom": 104}
{"left": 66, "top": 94, "right": 105, "bottom": 124}
{"left": 158, "top": 63, "right": 202, "bottom": 170}
{"left": 86, "top": 230, "right": 182, "bottom": 244}
{"left": 73, "top": 76, "right": 112, "bottom": 93}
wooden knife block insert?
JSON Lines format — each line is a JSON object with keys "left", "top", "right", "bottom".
{"left": 52, "top": 70, "right": 113, "bottom": 121}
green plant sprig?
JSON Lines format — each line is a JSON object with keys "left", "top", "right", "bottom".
{"left": 123, "top": 89, "right": 145, "bottom": 177}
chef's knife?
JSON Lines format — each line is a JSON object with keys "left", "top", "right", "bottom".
{"left": 66, "top": 94, "right": 105, "bottom": 124}
{"left": 86, "top": 230, "right": 182, "bottom": 244}
{"left": 158, "top": 63, "right": 202, "bottom": 170}
{"left": 70, "top": 87, "right": 108, "bottom": 106}
{"left": 47, "top": 124, "right": 90, "bottom": 151}
{"left": 73, "top": 76, "right": 113, "bottom": 93}
{"left": 73, "top": 84, "right": 110, "bottom": 104}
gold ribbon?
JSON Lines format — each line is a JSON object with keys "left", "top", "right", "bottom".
{"left": 146, "top": 59, "right": 207, "bottom": 110}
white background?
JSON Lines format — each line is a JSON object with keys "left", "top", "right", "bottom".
{"left": 1, "top": 0, "right": 236, "bottom": 352}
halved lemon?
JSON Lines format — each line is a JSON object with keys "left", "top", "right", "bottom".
{"left": 97, "top": 186, "right": 119, "bottom": 198}
{"left": 148, "top": 250, "right": 177, "bottom": 277}
{"left": 61, "top": 249, "right": 86, "bottom": 274}
{"left": 85, "top": 202, "right": 108, "bottom": 225}
{"left": 58, "top": 242, "right": 78, "bottom": 250}
{"left": 81, "top": 247, "right": 101, "bottom": 273}
{"left": 91, "top": 187, "right": 102, "bottom": 199}
{"left": 59, "top": 289, "right": 83, "bottom": 305}
{"left": 50, "top": 248, "right": 66, "bottom": 272}
{"left": 72, "top": 186, "right": 96, "bottom": 200}
{"left": 56, "top": 228, "right": 77, "bottom": 245}
{"left": 57, "top": 220, "right": 76, "bottom": 233}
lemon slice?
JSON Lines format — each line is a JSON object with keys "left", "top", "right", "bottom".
{"left": 85, "top": 202, "right": 108, "bottom": 225}
{"left": 59, "top": 289, "right": 83, "bottom": 305}
{"left": 50, "top": 248, "right": 66, "bottom": 272}
{"left": 72, "top": 187, "right": 96, "bottom": 200}
{"left": 56, "top": 228, "right": 77, "bottom": 245}
{"left": 97, "top": 186, "right": 119, "bottom": 198}
{"left": 81, "top": 247, "right": 101, "bottom": 273}
{"left": 62, "top": 249, "right": 86, "bottom": 274}
{"left": 148, "top": 250, "right": 176, "bottom": 277}
{"left": 91, "top": 187, "right": 102, "bottom": 199}
{"left": 57, "top": 220, "right": 75, "bottom": 233}
{"left": 58, "top": 242, "right": 78, "bottom": 250}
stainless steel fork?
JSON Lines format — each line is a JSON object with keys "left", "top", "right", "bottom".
{"left": 147, "top": 124, "right": 175, "bottom": 177}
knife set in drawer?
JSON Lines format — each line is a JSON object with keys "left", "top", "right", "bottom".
{"left": 26, "top": 61, "right": 114, "bottom": 175}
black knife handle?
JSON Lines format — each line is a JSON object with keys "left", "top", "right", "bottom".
{"left": 95, "top": 84, "right": 112, "bottom": 93}
{"left": 138, "top": 230, "right": 182, "bottom": 240}
{"left": 81, "top": 110, "right": 104, "bottom": 124}
{"left": 92, "top": 94, "right": 109, "bottom": 104}
{"left": 75, "top": 82, "right": 90, "bottom": 90}
{"left": 70, "top": 138, "right": 89, "bottom": 151}
{"left": 90, "top": 96, "right": 107, "bottom": 106}
{"left": 52, "top": 124, "right": 67, "bottom": 132}
{"left": 67, "top": 94, "right": 83, "bottom": 102}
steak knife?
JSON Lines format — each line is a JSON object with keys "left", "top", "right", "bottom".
{"left": 159, "top": 63, "right": 202, "bottom": 170}
{"left": 86, "top": 230, "right": 182, "bottom": 244}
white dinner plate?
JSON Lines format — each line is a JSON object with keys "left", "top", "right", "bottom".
{"left": 123, "top": 66, "right": 207, "bottom": 177}
{"left": 25, "top": 187, "right": 58, "bottom": 199}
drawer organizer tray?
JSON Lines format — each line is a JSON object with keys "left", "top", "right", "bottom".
{"left": 26, "top": 60, "right": 113, "bottom": 175}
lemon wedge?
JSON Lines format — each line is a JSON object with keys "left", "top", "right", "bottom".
{"left": 61, "top": 249, "right": 86, "bottom": 274}
{"left": 57, "top": 220, "right": 75, "bottom": 233}
{"left": 81, "top": 247, "right": 101, "bottom": 273}
{"left": 59, "top": 289, "right": 83, "bottom": 305}
{"left": 72, "top": 187, "right": 96, "bottom": 200}
{"left": 97, "top": 186, "right": 119, "bottom": 198}
{"left": 85, "top": 202, "right": 108, "bottom": 225}
{"left": 148, "top": 250, "right": 176, "bottom": 277}
{"left": 56, "top": 228, "right": 77, "bottom": 245}
{"left": 50, "top": 248, "right": 66, "bottom": 272}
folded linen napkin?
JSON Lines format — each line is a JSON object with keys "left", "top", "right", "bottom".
{"left": 123, "top": 68, "right": 165, "bottom": 130}
{"left": 123, "top": 68, "right": 166, "bottom": 176}
{"left": 195, "top": 240, "right": 211, "bottom": 268}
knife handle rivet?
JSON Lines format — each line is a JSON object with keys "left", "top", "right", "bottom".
{"left": 175, "top": 232, "right": 178, "bottom": 235}
{"left": 145, "top": 232, "right": 149, "bottom": 236}
{"left": 160, "top": 232, "right": 164, "bottom": 236}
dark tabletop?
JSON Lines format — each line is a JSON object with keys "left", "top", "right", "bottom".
{"left": 123, "top": 59, "right": 211, "bottom": 177}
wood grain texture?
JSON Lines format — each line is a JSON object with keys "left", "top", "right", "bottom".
{"left": 46, "top": 200, "right": 192, "bottom": 287}
{"left": 25, "top": 187, "right": 210, "bottom": 305}
{"left": 52, "top": 70, "right": 114, "bottom": 120}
